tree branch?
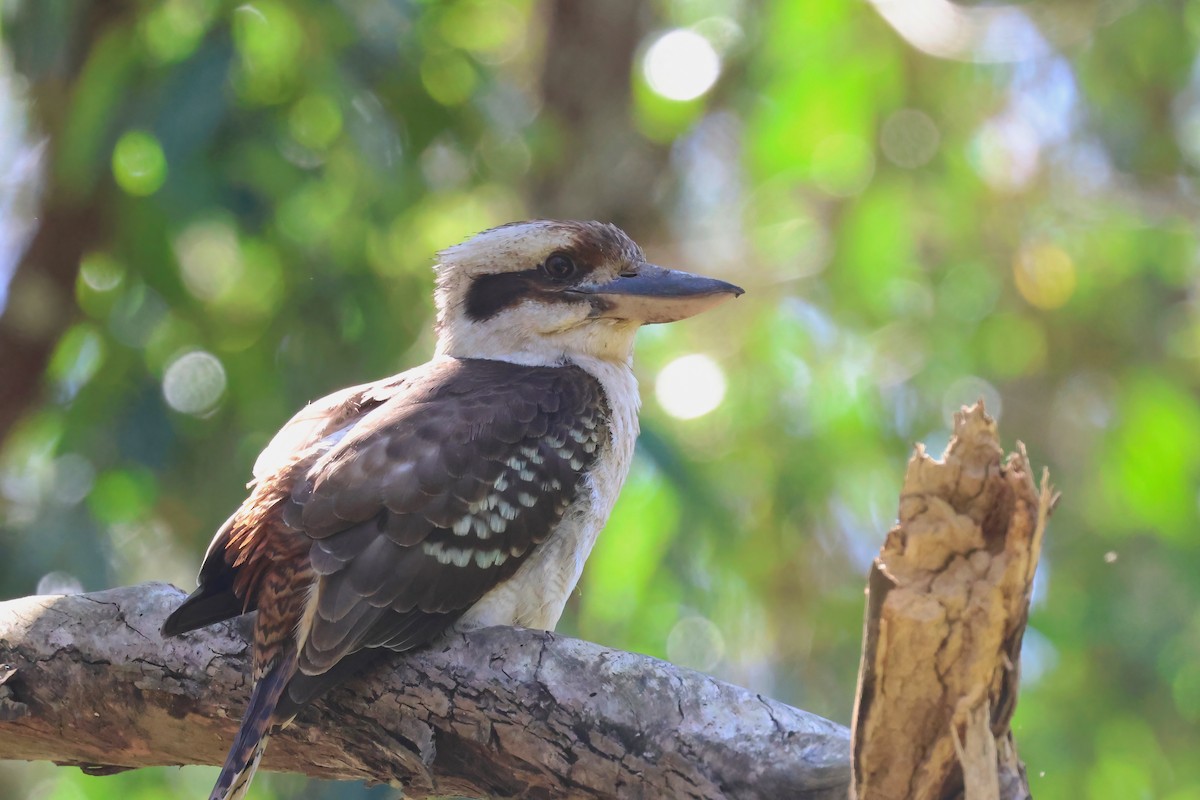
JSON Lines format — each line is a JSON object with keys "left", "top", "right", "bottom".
{"left": 0, "top": 582, "right": 850, "bottom": 799}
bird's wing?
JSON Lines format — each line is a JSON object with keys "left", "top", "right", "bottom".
{"left": 282, "top": 358, "right": 610, "bottom": 678}
{"left": 251, "top": 372, "right": 412, "bottom": 481}
{"left": 162, "top": 371, "right": 415, "bottom": 637}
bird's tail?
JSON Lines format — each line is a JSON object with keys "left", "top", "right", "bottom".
{"left": 213, "top": 735, "right": 269, "bottom": 800}
{"left": 208, "top": 653, "right": 295, "bottom": 800}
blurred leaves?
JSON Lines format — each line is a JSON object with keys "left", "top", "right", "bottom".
{"left": 1, "top": 0, "right": 1199, "bottom": 798}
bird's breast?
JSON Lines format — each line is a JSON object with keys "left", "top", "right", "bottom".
{"left": 458, "top": 358, "right": 640, "bottom": 631}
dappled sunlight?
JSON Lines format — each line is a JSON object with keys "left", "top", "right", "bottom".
{"left": 231, "top": 1, "right": 303, "bottom": 105}
{"left": 642, "top": 29, "right": 720, "bottom": 102}
{"left": 871, "top": 0, "right": 1066, "bottom": 64}
{"left": 138, "top": 0, "right": 220, "bottom": 64}
{"left": 162, "top": 351, "right": 227, "bottom": 416}
{"left": 78, "top": 253, "right": 124, "bottom": 294}
{"left": 1014, "top": 241, "right": 1077, "bottom": 310}
{"left": 654, "top": 353, "right": 727, "bottom": 420}
{"left": 174, "top": 219, "right": 243, "bottom": 303}
{"left": 47, "top": 323, "right": 105, "bottom": 402}
{"left": 111, "top": 131, "right": 168, "bottom": 196}
{"left": 879, "top": 108, "right": 941, "bottom": 169}
{"left": 0, "top": 417, "right": 90, "bottom": 526}
{"left": 667, "top": 615, "right": 725, "bottom": 673}
{"left": 287, "top": 93, "right": 343, "bottom": 153}
{"left": 972, "top": 114, "right": 1042, "bottom": 193}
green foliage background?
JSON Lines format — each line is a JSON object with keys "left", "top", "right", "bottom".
{"left": 1, "top": 1, "right": 1197, "bottom": 798}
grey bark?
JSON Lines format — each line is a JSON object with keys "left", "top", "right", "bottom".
{"left": 0, "top": 582, "right": 850, "bottom": 799}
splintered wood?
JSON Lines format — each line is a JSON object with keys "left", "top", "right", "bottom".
{"left": 850, "top": 403, "right": 1056, "bottom": 800}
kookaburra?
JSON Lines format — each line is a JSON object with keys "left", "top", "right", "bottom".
{"left": 162, "top": 220, "right": 743, "bottom": 800}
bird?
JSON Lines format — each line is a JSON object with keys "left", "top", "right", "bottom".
{"left": 161, "top": 219, "right": 743, "bottom": 800}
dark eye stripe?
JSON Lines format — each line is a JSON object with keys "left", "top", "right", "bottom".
{"left": 464, "top": 269, "right": 593, "bottom": 321}
{"left": 464, "top": 271, "right": 536, "bottom": 321}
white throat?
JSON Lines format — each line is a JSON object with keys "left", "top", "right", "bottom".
{"left": 435, "top": 311, "right": 641, "bottom": 369}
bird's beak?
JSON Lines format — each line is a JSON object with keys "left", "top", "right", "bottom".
{"left": 576, "top": 264, "right": 744, "bottom": 325}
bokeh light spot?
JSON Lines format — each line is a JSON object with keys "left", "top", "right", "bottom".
{"left": 139, "top": 0, "right": 218, "bottom": 64}
{"left": 53, "top": 454, "right": 95, "bottom": 506}
{"left": 36, "top": 570, "right": 84, "bottom": 595}
{"left": 232, "top": 1, "right": 303, "bottom": 104}
{"left": 643, "top": 30, "right": 720, "bottom": 102}
{"left": 666, "top": 615, "right": 725, "bottom": 672}
{"left": 880, "top": 109, "right": 941, "bottom": 168}
{"left": 1014, "top": 242, "right": 1076, "bottom": 310}
{"left": 48, "top": 323, "right": 105, "bottom": 399}
{"left": 174, "top": 219, "right": 243, "bottom": 302}
{"left": 79, "top": 253, "right": 124, "bottom": 292}
{"left": 112, "top": 131, "right": 167, "bottom": 196}
{"left": 289, "top": 93, "right": 343, "bottom": 150}
{"left": 439, "top": 0, "right": 526, "bottom": 62}
{"left": 656, "top": 354, "right": 727, "bottom": 420}
{"left": 972, "top": 115, "right": 1040, "bottom": 192}
{"left": 162, "top": 350, "right": 227, "bottom": 415}
{"left": 420, "top": 51, "right": 478, "bottom": 106}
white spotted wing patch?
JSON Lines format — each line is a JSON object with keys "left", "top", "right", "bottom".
{"left": 421, "top": 540, "right": 511, "bottom": 569}
{"left": 289, "top": 357, "right": 612, "bottom": 676}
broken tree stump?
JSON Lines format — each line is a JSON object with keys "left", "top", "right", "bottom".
{"left": 851, "top": 403, "right": 1057, "bottom": 800}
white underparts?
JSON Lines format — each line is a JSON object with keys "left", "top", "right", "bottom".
{"left": 458, "top": 356, "right": 640, "bottom": 631}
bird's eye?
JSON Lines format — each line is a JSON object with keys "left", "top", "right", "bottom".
{"left": 542, "top": 253, "right": 578, "bottom": 281}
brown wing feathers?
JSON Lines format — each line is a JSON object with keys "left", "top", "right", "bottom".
{"left": 167, "top": 358, "right": 610, "bottom": 717}
{"left": 286, "top": 358, "right": 610, "bottom": 678}
{"left": 165, "top": 358, "right": 609, "bottom": 798}
{"left": 161, "top": 375, "right": 406, "bottom": 638}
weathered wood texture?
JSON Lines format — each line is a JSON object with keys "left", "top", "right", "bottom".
{"left": 851, "top": 403, "right": 1055, "bottom": 800}
{"left": 0, "top": 582, "right": 850, "bottom": 799}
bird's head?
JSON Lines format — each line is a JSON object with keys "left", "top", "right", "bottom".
{"left": 433, "top": 220, "right": 743, "bottom": 367}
